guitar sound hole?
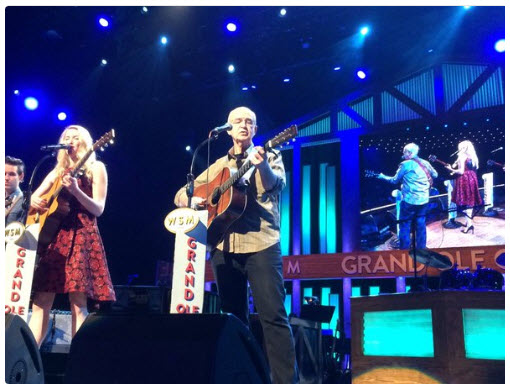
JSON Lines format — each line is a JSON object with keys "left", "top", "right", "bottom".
{"left": 211, "top": 188, "right": 221, "bottom": 205}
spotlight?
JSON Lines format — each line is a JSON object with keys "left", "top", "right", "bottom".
{"left": 251, "top": 85, "right": 256, "bottom": 89}
{"left": 57, "top": 112, "right": 67, "bottom": 121}
{"left": 463, "top": 122, "right": 468, "bottom": 126}
{"left": 360, "top": 26, "right": 370, "bottom": 36}
{"left": 242, "top": 86, "right": 249, "bottom": 91}
{"left": 98, "top": 17, "right": 109, "bottom": 28}
{"left": 463, "top": 6, "right": 472, "bottom": 9}
{"left": 425, "top": 126, "right": 430, "bottom": 130}
{"left": 24, "top": 97, "right": 39, "bottom": 110}
{"left": 226, "top": 22, "right": 237, "bottom": 32}
{"left": 444, "top": 124, "right": 448, "bottom": 128}
{"left": 13, "top": 90, "right": 20, "bottom": 95}
{"left": 160, "top": 36, "right": 168, "bottom": 45}
{"left": 428, "top": 48, "right": 434, "bottom": 53}
{"left": 101, "top": 59, "right": 108, "bottom": 66}
{"left": 185, "top": 145, "right": 191, "bottom": 152}
{"left": 494, "top": 39, "right": 505, "bottom": 53}
{"left": 334, "top": 66, "right": 341, "bottom": 71}
{"left": 280, "top": 8, "right": 287, "bottom": 16}
{"left": 283, "top": 78, "right": 290, "bottom": 83}
{"left": 141, "top": 6, "right": 148, "bottom": 13}
{"left": 356, "top": 70, "right": 366, "bottom": 79}
{"left": 228, "top": 64, "right": 235, "bottom": 73}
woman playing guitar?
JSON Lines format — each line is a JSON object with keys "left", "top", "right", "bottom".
{"left": 28, "top": 125, "right": 116, "bottom": 347}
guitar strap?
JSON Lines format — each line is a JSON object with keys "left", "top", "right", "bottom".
{"left": 412, "top": 158, "right": 433, "bottom": 186}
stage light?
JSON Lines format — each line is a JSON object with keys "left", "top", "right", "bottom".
{"left": 283, "top": 78, "right": 290, "bottom": 83}
{"left": 486, "top": 118, "right": 490, "bottom": 122}
{"left": 444, "top": 124, "right": 448, "bottom": 128}
{"left": 425, "top": 126, "right": 430, "bottom": 130}
{"left": 101, "top": 59, "right": 108, "bottom": 66}
{"left": 280, "top": 8, "right": 287, "bottom": 16}
{"left": 360, "top": 26, "right": 370, "bottom": 36}
{"left": 98, "top": 17, "right": 109, "bottom": 28}
{"left": 428, "top": 49, "right": 434, "bottom": 53}
{"left": 251, "top": 85, "right": 257, "bottom": 89}
{"left": 463, "top": 122, "right": 468, "bottom": 126}
{"left": 141, "top": 7, "right": 148, "bottom": 13}
{"left": 160, "top": 36, "right": 168, "bottom": 45}
{"left": 334, "top": 66, "right": 341, "bottom": 71}
{"left": 58, "top": 112, "right": 67, "bottom": 121}
{"left": 13, "top": 90, "right": 20, "bottom": 95}
{"left": 242, "top": 86, "right": 249, "bottom": 91}
{"left": 463, "top": 6, "right": 472, "bottom": 10}
{"left": 24, "top": 97, "right": 38, "bottom": 110}
{"left": 185, "top": 145, "right": 191, "bottom": 152}
{"left": 494, "top": 39, "right": 505, "bottom": 53}
{"left": 357, "top": 70, "right": 366, "bottom": 79}
{"left": 226, "top": 22, "right": 237, "bottom": 32}
{"left": 228, "top": 64, "right": 235, "bottom": 73}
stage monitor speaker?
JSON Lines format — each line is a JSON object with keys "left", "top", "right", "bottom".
{"left": 64, "top": 312, "right": 271, "bottom": 384}
{"left": 5, "top": 313, "right": 44, "bottom": 384}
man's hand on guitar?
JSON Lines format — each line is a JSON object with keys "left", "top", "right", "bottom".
{"left": 31, "top": 196, "right": 48, "bottom": 212}
{"left": 190, "top": 196, "right": 206, "bottom": 210}
{"left": 62, "top": 174, "right": 80, "bottom": 195}
{"left": 248, "top": 146, "right": 268, "bottom": 168}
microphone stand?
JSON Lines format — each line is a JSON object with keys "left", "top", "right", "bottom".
{"left": 21, "top": 152, "right": 56, "bottom": 225}
{"left": 186, "top": 130, "right": 221, "bottom": 208}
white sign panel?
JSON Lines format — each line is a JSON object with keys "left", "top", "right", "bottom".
{"left": 5, "top": 223, "right": 40, "bottom": 322}
{"left": 165, "top": 208, "right": 208, "bottom": 314}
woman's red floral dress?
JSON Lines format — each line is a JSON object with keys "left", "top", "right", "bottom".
{"left": 32, "top": 173, "right": 116, "bottom": 301}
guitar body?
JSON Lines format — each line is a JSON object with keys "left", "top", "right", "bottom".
{"left": 194, "top": 166, "right": 248, "bottom": 250}
{"left": 25, "top": 177, "right": 72, "bottom": 249}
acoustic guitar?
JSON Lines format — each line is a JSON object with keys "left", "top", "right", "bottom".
{"left": 25, "top": 130, "right": 115, "bottom": 248}
{"left": 194, "top": 125, "right": 298, "bottom": 250}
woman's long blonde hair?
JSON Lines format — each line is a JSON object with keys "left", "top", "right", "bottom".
{"left": 54, "top": 125, "right": 97, "bottom": 179}
{"left": 457, "top": 140, "right": 479, "bottom": 169}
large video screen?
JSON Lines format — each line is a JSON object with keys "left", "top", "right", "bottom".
{"left": 359, "top": 124, "right": 505, "bottom": 251}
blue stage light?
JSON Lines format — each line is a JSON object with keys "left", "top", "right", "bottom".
{"left": 14, "top": 90, "right": 20, "bottom": 95}
{"left": 185, "top": 145, "right": 191, "bottom": 152}
{"left": 226, "top": 23, "right": 237, "bottom": 32}
{"left": 24, "top": 97, "right": 39, "bottom": 110}
{"left": 228, "top": 64, "right": 235, "bottom": 73}
{"left": 141, "top": 7, "right": 148, "bottom": 13}
{"left": 463, "top": 6, "right": 472, "bottom": 10}
{"left": 160, "top": 36, "right": 168, "bottom": 45}
{"left": 251, "top": 85, "right": 256, "bottom": 89}
{"left": 494, "top": 39, "right": 505, "bottom": 53}
{"left": 280, "top": 8, "right": 287, "bottom": 16}
{"left": 360, "top": 26, "right": 370, "bottom": 36}
{"left": 356, "top": 70, "right": 366, "bottom": 79}
{"left": 283, "top": 78, "right": 290, "bottom": 83}
{"left": 242, "top": 86, "right": 249, "bottom": 91}
{"left": 101, "top": 59, "right": 108, "bottom": 66}
{"left": 58, "top": 112, "right": 67, "bottom": 121}
{"left": 98, "top": 17, "right": 109, "bottom": 28}
{"left": 334, "top": 66, "right": 341, "bottom": 71}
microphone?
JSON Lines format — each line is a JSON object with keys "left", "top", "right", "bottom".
{"left": 211, "top": 122, "right": 232, "bottom": 134}
{"left": 450, "top": 150, "right": 459, "bottom": 157}
{"left": 40, "top": 144, "right": 71, "bottom": 152}
{"left": 490, "top": 147, "right": 503, "bottom": 153}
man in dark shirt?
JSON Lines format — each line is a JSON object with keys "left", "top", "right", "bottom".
{"left": 5, "top": 156, "right": 26, "bottom": 224}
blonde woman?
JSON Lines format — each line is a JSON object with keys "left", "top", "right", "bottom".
{"left": 28, "top": 125, "right": 115, "bottom": 347}
{"left": 446, "top": 140, "right": 482, "bottom": 233}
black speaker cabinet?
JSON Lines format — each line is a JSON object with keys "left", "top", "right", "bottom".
{"left": 64, "top": 313, "right": 270, "bottom": 383}
{"left": 5, "top": 313, "right": 44, "bottom": 384}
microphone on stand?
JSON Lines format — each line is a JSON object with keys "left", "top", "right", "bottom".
{"left": 210, "top": 123, "right": 232, "bottom": 135}
{"left": 490, "top": 147, "right": 503, "bottom": 153}
{"left": 40, "top": 144, "right": 71, "bottom": 152}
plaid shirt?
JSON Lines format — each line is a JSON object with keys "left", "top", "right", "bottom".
{"left": 174, "top": 144, "right": 286, "bottom": 253}
{"left": 380, "top": 158, "right": 438, "bottom": 205}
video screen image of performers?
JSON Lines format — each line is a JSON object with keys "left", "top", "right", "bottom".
{"left": 360, "top": 124, "right": 505, "bottom": 252}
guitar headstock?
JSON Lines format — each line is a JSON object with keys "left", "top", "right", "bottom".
{"left": 266, "top": 125, "right": 298, "bottom": 149}
{"left": 364, "top": 170, "right": 380, "bottom": 178}
{"left": 92, "top": 129, "right": 116, "bottom": 152}
{"left": 428, "top": 154, "right": 437, "bottom": 163}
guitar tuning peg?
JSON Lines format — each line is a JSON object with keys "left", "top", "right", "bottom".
{"left": 100, "top": 147, "right": 105, "bottom": 151}
{"left": 110, "top": 140, "right": 114, "bottom": 144}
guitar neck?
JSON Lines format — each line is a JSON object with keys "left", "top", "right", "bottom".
{"left": 433, "top": 158, "right": 448, "bottom": 167}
